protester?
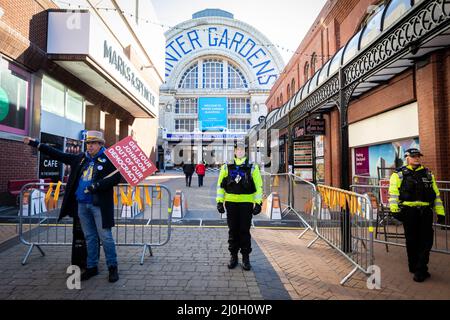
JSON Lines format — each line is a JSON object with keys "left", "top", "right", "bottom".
{"left": 24, "top": 131, "right": 121, "bottom": 283}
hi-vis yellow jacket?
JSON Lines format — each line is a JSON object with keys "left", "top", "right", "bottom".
{"left": 388, "top": 165, "right": 445, "bottom": 216}
{"left": 216, "top": 157, "right": 263, "bottom": 204}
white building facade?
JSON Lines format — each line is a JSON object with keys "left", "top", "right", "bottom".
{"left": 159, "top": 9, "right": 284, "bottom": 168}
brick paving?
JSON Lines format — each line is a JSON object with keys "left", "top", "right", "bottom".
{"left": 252, "top": 228, "right": 450, "bottom": 300}
{"left": 0, "top": 172, "right": 449, "bottom": 300}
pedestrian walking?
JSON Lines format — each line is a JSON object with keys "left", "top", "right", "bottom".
{"left": 182, "top": 161, "right": 195, "bottom": 187}
{"left": 388, "top": 148, "right": 445, "bottom": 282}
{"left": 216, "top": 142, "right": 263, "bottom": 271}
{"left": 195, "top": 161, "right": 206, "bottom": 187}
{"left": 24, "top": 131, "right": 121, "bottom": 283}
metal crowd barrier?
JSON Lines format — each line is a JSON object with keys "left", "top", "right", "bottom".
{"left": 351, "top": 184, "right": 450, "bottom": 255}
{"left": 262, "top": 173, "right": 374, "bottom": 285}
{"left": 260, "top": 172, "right": 317, "bottom": 232}
{"left": 308, "top": 185, "right": 374, "bottom": 285}
{"left": 18, "top": 182, "right": 173, "bottom": 265}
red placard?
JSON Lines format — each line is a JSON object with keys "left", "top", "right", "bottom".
{"left": 105, "top": 136, "right": 157, "bottom": 186}
{"left": 379, "top": 179, "right": 390, "bottom": 206}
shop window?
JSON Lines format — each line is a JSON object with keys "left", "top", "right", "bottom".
{"left": 0, "top": 60, "right": 30, "bottom": 135}
{"left": 42, "top": 76, "right": 65, "bottom": 117}
{"left": 41, "top": 75, "right": 85, "bottom": 125}
{"left": 66, "top": 90, "right": 83, "bottom": 123}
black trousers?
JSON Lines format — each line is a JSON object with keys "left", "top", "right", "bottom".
{"left": 225, "top": 202, "right": 253, "bottom": 255}
{"left": 401, "top": 206, "right": 434, "bottom": 274}
{"left": 198, "top": 174, "right": 204, "bottom": 187}
{"left": 185, "top": 174, "right": 193, "bottom": 186}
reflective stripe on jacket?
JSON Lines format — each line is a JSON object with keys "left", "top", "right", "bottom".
{"left": 388, "top": 165, "right": 445, "bottom": 216}
{"left": 216, "top": 157, "right": 263, "bottom": 204}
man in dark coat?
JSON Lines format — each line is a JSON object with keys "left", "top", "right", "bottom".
{"left": 182, "top": 161, "right": 195, "bottom": 187}
{"left": 24, "top": 131, "right": 121, "bottom": 282}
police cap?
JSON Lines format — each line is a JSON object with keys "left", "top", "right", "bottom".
{"left": 404, "top": 148, "right": 423, "bottom": 158}
{"left": 234, "top": 141, "right": 246, "bottom": 149}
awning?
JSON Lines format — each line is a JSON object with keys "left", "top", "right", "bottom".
{"left": 47, "top": 10, "right": 158, "bottom": 118}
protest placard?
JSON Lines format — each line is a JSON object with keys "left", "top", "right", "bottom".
{"left": 105, "top": 136, "right": 157, "bottom": 186}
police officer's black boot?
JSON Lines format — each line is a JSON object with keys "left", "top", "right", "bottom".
{"left": 227, "top": 254, "right": 238, "bottom": 269}
{"left": 242, "top": 254, "right": 251, "bottom": 271}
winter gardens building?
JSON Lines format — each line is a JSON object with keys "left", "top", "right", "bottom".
{"left": 158, "top": 9, "right": 284, "bottom": 168}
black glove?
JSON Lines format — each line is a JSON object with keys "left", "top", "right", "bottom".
{"left": 28, "top": 139, "right": 40, "bottom": 148}
{"left": 253, "top": 203, "right": 262, "bottom": 216}
{"left": 87, "top": 182, "right": 100, "bottom": 193}
{"left": 217, "top": 202, "right": 225, "bottom": 214}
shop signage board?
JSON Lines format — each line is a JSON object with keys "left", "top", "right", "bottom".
{"left": 293, "top": 141, "right": 313, "bottom": 166}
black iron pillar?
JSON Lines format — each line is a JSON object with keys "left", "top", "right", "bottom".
{"left": 338, "top": 68, "right": 353, "bottom": 253}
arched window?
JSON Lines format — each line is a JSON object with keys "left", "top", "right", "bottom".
{"left": 203, "top": 59, "right": 223, "bottom": 89}
{"left": 311, "top": 53, "right": 317, "bottom": 75}
{"left": 276, "top": 97, "right": 280, "bottom": 107}
{"left": 287, "top": 84, "right": 291, "bottom": 99}
{"left": 280, "top": 93, "right": 283, "bottom": 106}
{"left": 304, "top": 62, "right": 310, "bottom": 82}
{"left": 228, "top": 64, "right": 248, "bottom": 89}
{"left": 291, "top": 78, "right": 296, "bottom": 94}
{"left": 178, "top": 63, "right": 198, "bottom": 89}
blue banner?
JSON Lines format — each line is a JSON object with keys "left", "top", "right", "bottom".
{"left": 198, "top": 97, "right": 227, "bottom": 131}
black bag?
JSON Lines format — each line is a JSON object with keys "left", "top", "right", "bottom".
{"left": 71, "top": 215, "right": 87, "bottom": 269}
{"left": 71, "top": 215, "right": 101, "bottom": 269}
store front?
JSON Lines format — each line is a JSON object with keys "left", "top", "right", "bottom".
{"left": 38, "top": 75, "right": 85, "bottom": 182}
{"left": 349, "top": 102, "right": 420, "bottom": 180}
{"left": 290, "top": 116, "right": 325, "bottom": 183}
{"left": 0, "top": 58, "right": 31, "bottom": 137}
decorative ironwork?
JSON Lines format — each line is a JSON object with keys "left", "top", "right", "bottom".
{"left": 290, "top": 74, "right": 339, "bottom": 123}
{"left": 267, "top": 0, "right": 450, "bottom": 130}
{"left": 343, "top": 0, "right": 450, "bottom": 88}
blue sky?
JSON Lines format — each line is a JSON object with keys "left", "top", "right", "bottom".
{"left": 151, "top": 0, "right": 328, "bottom": 64}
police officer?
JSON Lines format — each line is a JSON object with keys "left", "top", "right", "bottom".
{"left": 388, "top": 148, "right": 445, "bottom": 282}
{"left": 216, "top": 142, "right": 263, "bottom": 271}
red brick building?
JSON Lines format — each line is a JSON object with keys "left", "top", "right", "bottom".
{"left": 0, "top": 0, "right": 164, "bottom": 205}
{"left": 264, "top": 0, "right": 450, "bottom": 187}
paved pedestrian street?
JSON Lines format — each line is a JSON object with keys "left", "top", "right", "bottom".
{"left": 0, "top": 172, "right": 449, "bottom": 300}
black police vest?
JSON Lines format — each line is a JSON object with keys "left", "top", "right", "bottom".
{"left": 398, "top": 166, "right": 436, "bottom": 203}
{"left": 220, "top": 159, "right": 256, "bottom": 195}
